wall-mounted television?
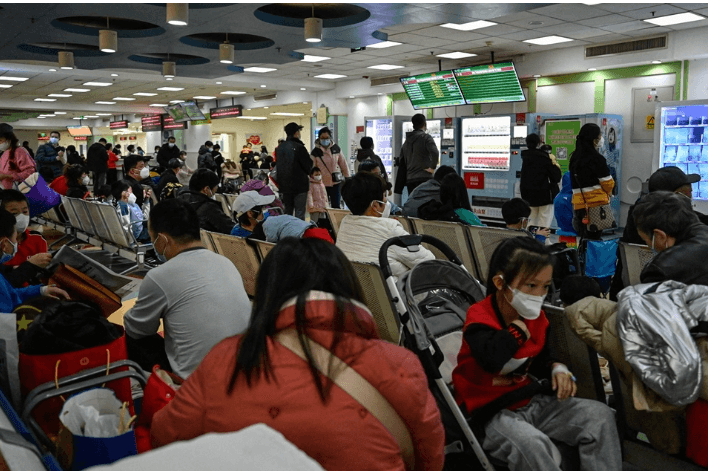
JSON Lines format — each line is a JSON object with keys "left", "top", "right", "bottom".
{"left": 400, "top": 70, "right": 466, "bottom": 110}
{"left": 66, "top": 126, "right": 93, "bottom": 137}
{"left": 180, "top": 101, "right": 206, "bottom": 121}
{"left": 164, "top": 104, "right": 188, "bottom": 123}
{"left": 453, "top": 62, "right": 525, "bottom": 105}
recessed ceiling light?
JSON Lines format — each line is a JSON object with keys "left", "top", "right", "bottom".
{"left": 112, "top": 97, "right": 136, "bottom": 101}
{"left": 263, "top": 107, "right": 269, "bottom": 109}
{"left": 260, "top": 85, "right": 267, "bottom": 88}
{"left": 367, "top": 64, "right": 404, "bottom": 70}
{"left": 37, "top": 117, "right": 46, "bottom": 119}
{"left": 303, "top": 101, "right": 308, "bottom": 104}
{"left": 440, "top": 20, "right": 497, "bottom": 31}
{"left": 83, "top": 115, "right": 98, "bottom": 118}
{"left": 524, "top": 35, "right": 574, "bottom": 45}
{"left": 246, "top": 108, "right": 251, "bottom": 111}
{"left": 582, "top": 1, "right": 602, "bottom": 4}
{"left": 0, "top": 84, "right": 13, "bottom": 89}
{"left": 644, "top": 12, "right": 704, "bottom": 26}
{"left": 95, "top": 101, "right": 116, "bottom": 104}
{"left": 39, "top": 114, "right": 55, "bottom": 117}
{"left": 588, "top": 68, "right": 597, "bottom": 71}
{"left": 270, "top": 112, "right": 305, "bottom": 116}
{"left": 533, "top": 74, "right": 541, "bottom": 78}
{"left": 96, "top": 113, "right": 112, "bottom": 116}
{"left": 54, "top": 111, "right": 66, "bottom": 115}
{"left": 221, "top": 91, "right": 246, "bottom": 95}
{"left": 349, "top": 95, "right": 355, "bottom": 99}
{"left": 377, "top": 93, "right": 382, "bottom": 95}
{"left": 216, "top": 81, "right": 222, "bottom": 84}
{"left": 34, "top": 98, "right": 56, "bottom": 102}
{"left": 652, "top": 60, "right": 662, "bottom": 64}
{"left": 0, "top": 76, "right": 29, "bottom": 82}
{"left": 48, "top": 94, "right": 72, "bottom": 98}
{"left": 149, "top": 103, "right": 169, "bottom": 107}
{"left": 169, "top": 100, "right": 184, "bottom": 104}
{"left": 236, "top": 116, "right": 267, "bottom": 120}
{"left": 315, "top": 74, "right": 347, "bottom": 79}
{"left": 64, "top": 88, "right": 90, "bottom": 93}
{"left": 193, "top": 95, "right": 216, "bottom": 100}
{"left": 72, "top": 117, "right": 82, "bottom": 120}
{"left": 437, "top": 51, "right": 477, "bottom": 59}
{"left": 300, "top": 87, "right": 307, "bottom": 91}
{"left": 83, "top": 82, "right": 112, "bottom": 86}
{"left": 111, "top": 73, "right": 119, "bottom": 77}
{"left": 133, "top": 92, "right": 157, "bottom": 96}
{"left": 301, "top": 55, "right": 331, "bottom": 62}
{"left": 244, "top": 67, "right": 277, "bottom": 73}
{"left": 367, "top": 41, "right": 402, "bottom": 49}
{"left": 48, "top": 68, "right": 57, "bottom": 72}
{"left": 157, "top": 87, "right": 184, "bottom": 91}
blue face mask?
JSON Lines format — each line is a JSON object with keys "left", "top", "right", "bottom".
{"left": 0, "top": 239, "right": 17, "bottom": 264}
{"left": 154, "top": 234, "right": 168, "bottom": 263}
{"left": 261, "top": 210, "right": 270, "bottom": 222}
{"left": 320, "top": 139, "right": 331, "bottom": 147}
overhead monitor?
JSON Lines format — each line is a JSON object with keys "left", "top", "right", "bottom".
{"left": 141, "top": 115, "right": 162, "bottom": 132}
{"left": 400, "top": 71, "right": 466, "bottom": 109}
{"left": 162, "top": 114, "right": 187, "bottom": 130}
{"left": 109, "top": 120, "right": 129, "bottom": 130}
{"left": 163, "top": 103, "right": 188, "bottom": 123}
{"left": 210, "top": 105, "right": 243, "bottom": 119}
{"left": 180, "top": 101, "right": 206, "bottom": 121}
{"left": 453, "top": 62, "right": 525, "bottom": 105}
{"left": 66, "top": 126, "right": 93, "bottom": 137}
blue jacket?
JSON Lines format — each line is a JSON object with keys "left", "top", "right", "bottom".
{"left": 554, "top": 172, "right": 576, "bottom": 235}
{"left": 0, "top": 274, "right": 41, "bottom": 313}
{"left": 263, "top": 215, "right": 314, "bottom": 243}
{"left": 34, "top": 144, "right": 64, "bottom": 179}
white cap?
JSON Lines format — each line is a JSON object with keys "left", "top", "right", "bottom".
{"left": 232, "top": 191, "right": 275, "bottom": 217}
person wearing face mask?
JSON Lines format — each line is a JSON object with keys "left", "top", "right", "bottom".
{"left": 155, "top": 158, "right": 183, "bottom": 202}
{"left": 197, "top": 141, "right": 217, "bottom": 173}
{"left": 337, "top": 172, "right": 434, "bottom": 281}
{"left": 34, "top": 130, "right": 65, "bottom": 181}
{"left": 502, "top": 198, "right": 551, "bottom": 242}
{"left": 156, "top": 137, "right": 180, "bottom": 172}
{"left": 124, "top": 155, "right": 153, "bottom": 208}
{"left": 86, "top": 137, "right": 109, "bottom": 189}
{"left": 275, "top": 123, "right": 312, "bottom": 220}
{"left": 0, "top": 124, "right": 36, "bottom": 190}
{"left": 112, "top": 180, "right": 150, "bottom": 243}
{"left": 307, "top": 167, "right": 327, "bottom": 224}
{"left": 568, "top": 123, "right": 615, "bottom": 240}
{"left": 0, "top": 208, "right": 70, "bottom": 312}
{"left": 230, "top": 191, "right": 275, "bottom": 238}
{"left": 178, "top": 169, "right": 235, "bottom": 234}
{"left": 175, "top": 151, "right": 195, "bottom": 185}
{"left": 314, "top": 127, "right": 350, "bottom": 209}
{"left": 123, "top": 198, "right": 251, "bottom": 377}
{"left": 65, "top": 165, "right": 91, "bottom": 200}
{"left": 418, "top": 173, "right": 484, "bottom": 226}
{"left": 452, "top": 236, "right": 621, "bottom": 471}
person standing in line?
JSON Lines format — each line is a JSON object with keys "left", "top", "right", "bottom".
{"left": 0, "top": 124, "right": 36, "bottom": 189}
{"left": 275, "top": 122, "right": 312, "bottom": 220}
{"left": 106, "top": 143, "right": 119, "bottom": 185}
{"left": 520, "top": 133, "right": 561, "bottom": 228}
{"left": 156, "top": 137, "right": 180, "bottom": 172}
{"left": 22, "top": 141, "right": 34, "bottom": 159}
{"left": 86, "top": 137, "right": 109, "bottom": 189}
{"left": 312, "top": 127, "right": 350, "bottom": 209}
{"left": 212, "top": 144, "right": 224, "bottom": 180}
{"left": 65, "top": 145, "right": 83, "bottom": 166}
{"left": 34, "top": 130, "right": 65, "bottom": 181}
{"left": 399, "top": 114, "right": 439, "bottom": 195}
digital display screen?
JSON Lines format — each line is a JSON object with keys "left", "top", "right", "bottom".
{"left": 400, "top": 71, "right": 466, "bottom": 109}
{"left": 513, "top": 125, "right": 528, "bottom": 138}
{"left": 461, "top": 116, "right": 512, "bottom": 171}
{"left": 210, "top": 105, "right": 243, "bottom": 119}
{"left": 162, "top": 114, "right": 187, "bottom": 130}
{"left": 66, "top": 126, "right": 93, "bottom": 137}
{"left": 109, "top": 120, "right": 128, "bottom": 130}
{"left": 164, "top": 104, "right": 188, "bottom": 123}
{"left": 454, "top": 62, "right": 525, "bottom": 105}
{"left": 141, "top": 115, "right": 162, "bottom": 132}
{"left": 180, "top": 101, "right": 206, "bottom": 121}
{"left": 366, "top": 118, "right": 393, "bottom": 175}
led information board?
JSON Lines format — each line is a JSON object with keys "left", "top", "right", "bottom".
{"left": 400, "top": 71, "right": 466, "bottom": 109}
{"left": 210, "top": 105, "right": 243, "bottom": 119}
{"left": 454, "top": 62, "right": 525, "bottom": 105}
{"left": 162, "top": 114, "right": 187, "bottom": 130}
{"left": 109, "top": 120, "right": 129, "bottom": 130}
{"left": 141, "top": 115, "right": 162, "bottom": 132}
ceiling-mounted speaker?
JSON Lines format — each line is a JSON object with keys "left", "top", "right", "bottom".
{"left": 167, "top": 3, "right": 189, "bottom": 26}
{"left": 58, "top": 51, "right": 75, "bottom": 69}
{"left": 163, "top": 61, "right": 176, "bottom": 78}
{"left": 99, "top": 30, "right": 118, "bottom": 53}
{"left": 219, "top": 43, "right": 234, "bottom": 64}
{"left": 304, "top": 17, "right": 322, "bottom": 43}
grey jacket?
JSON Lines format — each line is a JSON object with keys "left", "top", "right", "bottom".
{"left": 401, "top": 179, "right": 441, "bottom": 217}
{"left": 617, "top": 280, "right": 708, "bottom": 406}
{"left": 401, "top": 130, "right": 439, "bottom": 183}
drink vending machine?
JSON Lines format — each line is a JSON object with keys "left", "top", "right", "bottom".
{"left": 364, "top": 115, "right": 408, "bottom": 179}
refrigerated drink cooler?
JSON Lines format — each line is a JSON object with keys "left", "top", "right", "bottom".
{"left": 364, "top": 115, "right": 409, "bottom": 184}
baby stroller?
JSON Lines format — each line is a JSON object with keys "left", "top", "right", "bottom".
{"left": 378, "top": 235, "right": 493, "bottom": 470}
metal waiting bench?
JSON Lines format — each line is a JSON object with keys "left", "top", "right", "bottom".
{"left": 618, "top": 242, "right": 654, "bottom": 287}
{"left": 350, "top": 261, "right": 400, "bottom": 344}
{"left": 408, "top": 218, "right": 480, "bottom": 280}
{"left": 466, "top": 226, "right": 532, "bottom": 281}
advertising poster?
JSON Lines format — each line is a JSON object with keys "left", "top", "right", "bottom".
{"left": 246, "top": 134, "right": 262, "bottom": 146}
{"left": 546, "top": 120, "right": 581, "bottom": 174}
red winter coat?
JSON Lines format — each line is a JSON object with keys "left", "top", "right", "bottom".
{"left": 151, "top": 291, "right": 445, "bottom": 471}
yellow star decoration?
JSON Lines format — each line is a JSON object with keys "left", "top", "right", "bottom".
{"left": 16, "top": 315, "right": 32, "bottom": 332}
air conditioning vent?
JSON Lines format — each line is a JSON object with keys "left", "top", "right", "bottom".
{"left": 585, "top": 35, "right": 667, "bottom": 58}
{"left": 254, "top": 93, "right": 277, "bottom": 101}
{"left": 371, "top": 75, "right": 406, "bottom": 87}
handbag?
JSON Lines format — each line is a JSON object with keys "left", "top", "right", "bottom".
{"left": 17, "top": 173, "right": 62, "bottom": 217}
{"left": 49, "top": 263, "right": 122, "bottom": 318}
{"left": 574, "top": 173, "right": 616, "bottom": 232}
{"left": 276, "top": 329, "right": 415, "bottom": 471}
{"left": 134, "top": 366, "right": 184, "bottom": 453}
{"left": 317, "top": 155, "right": 343, "bottom": 183}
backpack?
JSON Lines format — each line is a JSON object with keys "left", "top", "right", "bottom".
{"left": 160, "top": 182, "right": 183, "bottom": 200}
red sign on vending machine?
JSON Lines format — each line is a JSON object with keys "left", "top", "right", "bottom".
{"left": 464, "top": 172, "right": 485, "bottom": 190}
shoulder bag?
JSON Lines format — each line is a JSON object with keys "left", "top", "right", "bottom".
{"left": 573, "top": 173, "right": 616, "bottom": 233}
{"left": 317, "top": 154, "right": 343, "bottom": 183}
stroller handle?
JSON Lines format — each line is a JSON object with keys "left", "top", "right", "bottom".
{"left": 378, "top": 234, "right": 464, "bottom": 278}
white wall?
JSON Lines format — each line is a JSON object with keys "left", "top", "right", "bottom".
{"left": 536, "top": 82, "right": 596, "bottom": 115}
{"left": 687, "top": 58, "right": 708, "bottom": 101}
{"left": 347, "top": 95, "right": 386, "bottom": 157}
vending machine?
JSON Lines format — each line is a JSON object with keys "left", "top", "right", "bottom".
{"left": 400, "top": 118, "right": 443, "bottom": 155}
{"left": 364, "top": 115, "right": 408, "bottom": 178}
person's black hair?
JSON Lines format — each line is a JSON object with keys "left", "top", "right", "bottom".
{"left": 124, "top": 154, "right": 142, "bottom": 172}
{"left": 317, "top": 127, "right": 331, "bottom": 138}
{"left": 440, "top": 173, "right": 471, "bottom": 211}
{"left": 0, "top": 189, "right": 28, "bottom": 207}
{"left": 360, "top": 136, "right": 374, "bottom": 149}
{"left": 205, "top": 140, "right": 214, "bottom": 147}
{"left": 433, "top": 165, "right": 457, "bottom": 182}
{"left": 114, "top": 149, "right": 121, "bottom": 156}
{"left": 22, "top": 141, "right": 29, "bottom": 147}
{"left": 111, "top": 180, "right": 131, "bottom": 201}
{"left": 358, "top": 159, "right": 381, "bottom": 174}
{"left": 501, "top": 198, "right": 531, "bottom": 225}
{"left": 0, "top": 208, "right": 16, "bottom": 239}
{"left": 179, "top": 150, "right": 187, "bottom": 157}
{"left": 137, "top": 147, "right": 143, "bottom": 152}
{"left": 64, "top": 164, "right": 86, "bottom": 185}
{"left": 228, "top": 237, "right": 366, "bottom": 402}
{"left": 149, "top": 198, "right": 200, "bottom": 243}
{"left": 50, "top": 130, "right": 61, "bottom": 138}
{"left": 214, "top": 144, "right": 220, "bottom": 150}
{"left": 38, "top": 167, "right": 54, "bottom": 183}
{"left": 412, "top": 113, "right": 426, "bottom": 130}
{"left": 310, "top": 166, "right": 321, "bottom": 176}
{"left": 167, "top": 136, "right": 176, "bottom": 142}
{"left": 154, "top": 145, "right": 161, "bottom": 151}
{"left": 260, "top": 145, "right": 267, "bottom": 153}
{"left": 525, "top": 133, "right": 541, "bottom": 149}
{"left": 66, "top": 145, "right": 76, "bottom": 153}
{"left": 486, "top": 236, "right": 554, "bottom": 295}
{"left": 106, "top": 143, "right": 113, "bottom": 150}
{"left": 98, "top": 138, "right": 107, "bottom": 144}
{"left": 340, "top": 172, "right": 385, "bottom": 216}
{"left": 0, "top": 127, "right": 21, "bottom": 171}
{"left": 570, "top": 123, "right": 601, "bottom": 164}
{"left": 559, "top": 275, "right": 602, "bottom": 306}
{"left": 540, "top": 144, "right": 552, "bottom": 153}
{"left": 127, "top": 144, "right": 135, "bottom": 151}
{"left": 95, "top": 184, "right": 112, "bottom": 199}
{"left": 189, "top": 168, "right": 220, "bottom": 192}
{"left": 633, "top": 190, "right": 698, "bottom": 238}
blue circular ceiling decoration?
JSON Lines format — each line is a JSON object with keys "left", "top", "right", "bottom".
{"left": 18, "top": 42, "right": 110, "bottom": 58}
{"left": 254, "top": 4, "right": 370, "bottom": 28}
{"left": 180, "top": 33, "right": 275, "bottom": 51}
{"left": 52, "top": 16, "right": 165, "bottom": 38}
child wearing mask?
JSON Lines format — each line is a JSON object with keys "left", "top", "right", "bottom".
{"left": 112, "top": 180, "right": 150, "bottom": 243}
{"left": 307, "top": 167, "right": 327, "bottom": 223}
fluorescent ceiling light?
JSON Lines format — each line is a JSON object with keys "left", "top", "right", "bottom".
{"left": 652, "top": 60, "right": 662, "bottom": 64}
{"left": 64, "top": 88, "right": 90, "bottom": 93}
{"left": 263, "top": 107, "right": 269, "bottom": 109}
{"left": 111, "top": 73, "right": 119, "bottom": 77}
{"left": 533, "top": 74, "right": 541, "bottom": 78}
{"left": 301, "top": 55, "right": 331, "bottom": 62}
{"left": 440, "top": 20, "right": 497, "bottom": 31}
{"left": 314, "top": 74, "right": 347, "bottom": 79}
{"left": 367, "top": 41, "right": 402, "bottom": 49}
{"left": 216, "top": 81, "right": 222, "bottom": 85}
{"left": 367, "top": 64, "right": 404, "bottom": 70}
{"left": 95, "top": 101, "right": 116, "bottom": 104}
{"left": 582, "top": 1, "right": 602, "bottom": 4}
{"left": 48, "top": 94, "right": 72, "bottom": 98}
{"left": 260, "top": 85, "right": 267, "bottom": 88}
{"left": 133, "top": 92, "right": 157, "bottom": 96}
{"left": 49, "top": 69, "right": 57, "bottom": 72}
{"left": 83, "top": 82, "right": 112, "bottom": 86}
{"left": 112, "top": 97, "right": 135, "bottom": 101}
{"left": 221, "top": 91, "right": 246, "bottom": 95}
{"left": 0, "top": 76, "right": 29, "bottom": 82}
{"left": 436, "top": 51, "right": 477, "bottom": 59}
{"left": 96, "top": 113, "right": 112, "bottom": 116}
{"left": 349, "top": 96, "right": 354, "bottom": 99}
{"left": 157, "top": 87, "right": 184, "bottom": 91}
{"left": 54, "top": 111, "right": 66, "bottom": 115}
{"left": 72, "top": 117, "right": 82, "bottom": 120}
{"left": 169, "top": 100, "right": 184, "bottom": 103}
{"left": 270, "top": 112, "right": 305, "bottom": 116}
{"left": 0, "top": 85, "right": 13, "bottom": 89}
{"left": 236, "top": 116, "right": 267, "bottom": 120}
{"left": 243, "top": 67, "right": 277, "bottom": 73}
{"left": 34, "top": 98, "right": 56, "bottom": 102}
{"left": 83, "top": 115, "right": 98, "bottom": 118}
{"left": 37, "top": 117, "right": 46, "bottom": 119}
{"left": 193, "top": 95, "right": 216, "bottom": 100}
{"left": 644, "top": 12, "right": 704, "bottom": 26}
{"left": 149, "top": 104, "right": 168, "bottom": 107}
{"left": 39, "top": 114, "right": 55, "bottom": 117}
{"left": 524, "top": 35, "right": 574, "bottom": 45}
{"left": 300, "top": 87, "right": 306, "bottom": 91}
{"left": 588, "top": 68, "right": 597, "bottom": 71}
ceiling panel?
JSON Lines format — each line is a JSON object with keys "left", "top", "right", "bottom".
{"left": 666, "top": 18, "right": 708, "bottom": 30}
{"left": 576, "top": 14, "right": 635, "bottom": 28}
{"left": 621, "top": 4, "right": 688, "bottom": 20}
{"left": 468, "top": 24, "right": 523, "bottom": 36}
{"left": 499, "top": 30, "right": 549, "bottom": 41}
{"left": 505, "top": 15, "right": 566, "bottom": 29}
{"left": 595, "top": 3, "right": 662, "bottom": 13}
{"left": 529, "top": 4, "right": 609, "bottom": 21}
{"left": 600, "top": 20, "right": 657, "bottom": 33}
{"left": 386, "top": 33, "right": 457, "bottom": 48}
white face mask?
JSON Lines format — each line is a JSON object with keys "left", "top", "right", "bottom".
{"left": 0, "top": 142, "right": 9, "bottom": 152}
{"left": 127, "top": 193, "right": 137, "bottom": 205}
{"left": 208, "top": 147, "right": 213, "bottom": 152}
{"left": 14, "top": 213, "right": 29, "bottom": 233}
{"left": 82, "top": 176, "right": 90, "bottom": 186}
{"left": 139, "top": 167, "right": 150, "bottom": 179}
{"left": 50, "top": 137, "right": 59, "bottom": 145}
{"left": 313, "top": 175, "right": 322, "bottom": 182}
{"left": 168, "top": 142, "right": 175, "bottom": 148}
{"left": 596, "top": 136, "right": 604, "bottom": 150}
{"left": 508, "top": 288, "right": 545, "bottom": 320}
{"left": 372, "top": 200, "right": 391, "bottom": 218}
{"left": 0, "top": 238, "right": 17, "bottom": 263}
